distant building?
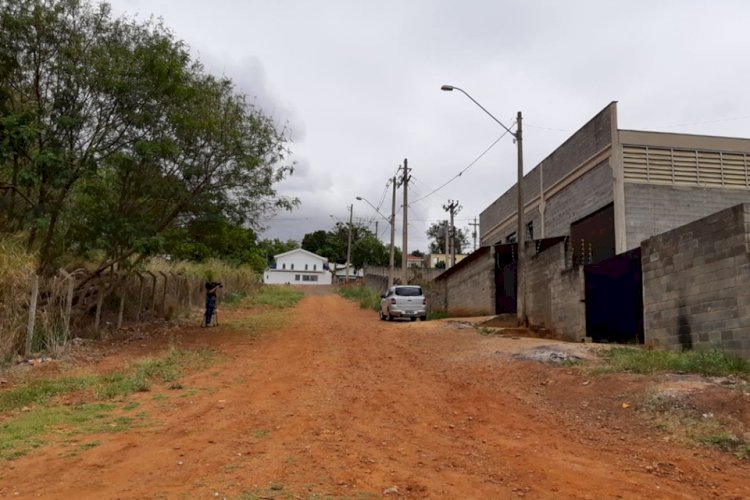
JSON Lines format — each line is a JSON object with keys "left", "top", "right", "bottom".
{"left": 423, "top": 253, "right": 468, "bottom": 269}
{"left": 331, "top": 263, "right": 363, "bottom": 284}
{"left": 406, "top": 255, "right": 423, "bottom": 268}
{"left": 264, "top": 248, "right": 331, "bottom": 285}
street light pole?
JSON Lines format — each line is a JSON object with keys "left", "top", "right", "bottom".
{"left": 515, "top": 111, "right": 525, "bottom": 326}
{"left": 441, "top": 84, "right": 526, "bottom": 326}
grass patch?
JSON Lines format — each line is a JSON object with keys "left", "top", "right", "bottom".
{"left": 222, "top": 291, "right": 248, "bottom": 306}
{"left": 0, "top": 402, "right": 132, "bottom": 460}
{"left": 643, "top": 394, "right": 750, "bottom": 459}
{"left": 0, "top": 376, "right": 98, "bottom": 412}
{"left": 96, "top": 348, "right": 214, "bottom": 399}
{"left": 251, "top": 428, "right": 270, "bottom": 439}
{"left": 427, "top": 310, "right": 449, "bottom": 321}
{"left": 699, "top": 433, "right": 750, "bottom": 459}
{"left": 0, "top": 348, "right": 215, "bottom": 460}
{"left": 338, "top": 285, "right": 381, "bottom": 310}
{"left": 251, "top": 286, "right": 304, "bottom": 308}
{"left": 595, "top": 347, "right": 750, "bottom": 377}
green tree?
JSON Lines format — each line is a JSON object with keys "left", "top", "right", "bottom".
{"left": 301, "top": 223, "right": 391, "bottom": 267}
{"left": 426, "top": 221, "right": 469, "bottom": 254}
{"left": 0, "top": 0, "right": 297, "bottom": 275}
{"left": 257, "top": 238, "right": 299, "bottom": 266}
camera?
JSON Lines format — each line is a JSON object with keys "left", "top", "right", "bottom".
{"left": 206, "top": 281, "right": 224, "bottom": 290}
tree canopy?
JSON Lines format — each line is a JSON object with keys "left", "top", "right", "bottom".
{"left": 0, "top": 0, "right": 297, "bottom": 275}
{"left": 301, "top": 223, "right": 397, "bottom": 268}
{"left": 426, "top": 221, "right": 469, "bottom": 254}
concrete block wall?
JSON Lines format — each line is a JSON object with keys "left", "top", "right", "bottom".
{"left": 433, "top": 247, "right": 494, "bottom": 316}
{"left": 480, "top": 103, "right": 615, "bottom": 246}
{"left": 543, "top": 161, "right": 614, "bottom": 239}
{"left": 641, "top": 204, "right": 750, "bottom": 359}
{"left": 525, "top": 240, "right": 586, "bottom": 341}
{"left": 625, "top": 184, "right": 750, "bottom": 252}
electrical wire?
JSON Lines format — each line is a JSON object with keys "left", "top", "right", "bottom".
{"left": 409, "top": 126, "right": 513, "bottom": 205}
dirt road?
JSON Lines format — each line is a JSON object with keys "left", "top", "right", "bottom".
{"left": 1, "top": 289, "right": 749, "bottom": 499}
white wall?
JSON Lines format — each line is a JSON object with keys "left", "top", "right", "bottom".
{"left": 264, "top": 270, "right": 332, "bottom": 285}
{"left": 263, "top": 249, "right": 332, "bottom": 285}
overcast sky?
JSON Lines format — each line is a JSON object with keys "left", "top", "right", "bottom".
{"left": 107, "top": 0, "right": 750, "bottom": 253}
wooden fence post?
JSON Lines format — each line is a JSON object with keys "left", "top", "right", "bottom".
{"left": 186, "top": 276, "right": 192, "bottom": 312}
{"left": 135, "top": 272, "right": 144, "bottom": 322}
{"left": 94, "top": 286, "right": 104, "bottom": 335}
{"left": 25, "top": 274, "right": 40, "bottom": 358}
{"left": 148, "top": 271, "right": 157, "bottom": 314}
{"left": 60, "top": 270, "right": 75, "bottom": 342}
{"left": 159, "top": 271, "right": 168, "bottom": 317}
{"left": 117, "top": 273, "right": 126, "bottom": 329}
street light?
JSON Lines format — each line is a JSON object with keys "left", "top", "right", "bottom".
{"left": 441, "top": 84, "right": 526, "bottom": 327}
{"left": 357, "top": 196, "right": 396, "bottom": 287}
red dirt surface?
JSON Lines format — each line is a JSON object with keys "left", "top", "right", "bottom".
{"left": 1, "top": 288, "right": 749, "bottom": 499}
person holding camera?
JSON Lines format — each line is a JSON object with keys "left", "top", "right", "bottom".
{"left": 203, "top": 281, "right": 223, "bottom": 327}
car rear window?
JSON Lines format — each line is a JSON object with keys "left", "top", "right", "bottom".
{"left": 395, "top": 287, "right": 422, "bottom": 297}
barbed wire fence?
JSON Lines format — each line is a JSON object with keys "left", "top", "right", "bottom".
{"left": 1, "top": 268, "right": 258, "bottom": 362}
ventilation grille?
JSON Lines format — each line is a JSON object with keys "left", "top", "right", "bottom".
{"left": 623, "top": 145, "right": 750, "bottom": 188}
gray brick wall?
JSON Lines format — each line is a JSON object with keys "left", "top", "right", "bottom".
{"left": 433, "top": 247, "right": 494, "bottom": 316}
{"left": 625, "top": 183, "right": 750, "bottom": 251}
{"left": 480, "top": 103, "right": 615, "bottom": 245}
{"left": 641, "top": 204, "right": 750, "bottom": 359}
{"left": 525, "top": 240, "right": 586, "bottom": 341}
{"left": 544, "top": 161, "right": 614, "bottom": 238}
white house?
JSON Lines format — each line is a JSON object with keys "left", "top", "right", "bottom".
{"left": 331, "top": 263, "right": 363, "bottom": 284}
{"left": 263, "top": 248, "right": 332, "bottom": 285}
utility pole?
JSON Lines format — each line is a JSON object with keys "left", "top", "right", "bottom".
{"left": 443, "top": 220, "right": 449, "bottom": 268}
{"left": 388, "top": 176, "right": 396, "bottom": 287}
{"left": 374, "top": 220, "right": 378, "bottom": 238}
{"left": 469, "top": 216, "right": 479, "bottom": 251}
{"left": 516, "top": 111, "right": 525, "bottom": 326}
{"left": 400, "top": 159, "right": 410, "bottom": 284}
{"left": 345, "top": 204, "right": 353, "bottom": 285}
{"left": 442, "top": 199, "right": 461, "bottom": 268}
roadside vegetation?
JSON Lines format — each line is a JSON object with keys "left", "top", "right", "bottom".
{"left": 0, "top": 347, "right": 215, "bottom": 460}
{"left": 338, "top": 285, "right": 381, "bottom": 310}
{"left": 642, "top": 392, "right": 750, "bottom": 460}
{"left": 586, "top": 346, "right": 750, "bottom": 460}
{"left": 594, "top": 347, "right": 750, "bottom": 378}
{"left": 251, "top": 286, "right": 305, "bottom": 308}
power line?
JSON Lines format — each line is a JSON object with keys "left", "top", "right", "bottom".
{"left": 409, "top": 126, "right": 513, "bottom": 205}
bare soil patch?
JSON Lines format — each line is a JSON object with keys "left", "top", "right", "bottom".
{"left": 1, "top": 289, "right": 748, "bottom": 499}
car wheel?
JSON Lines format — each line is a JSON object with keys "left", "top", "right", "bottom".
{"left": 379, "top": 309, "right": 386, "bottom": 321}
{"left": 387, "top": 308, "right": 394, "bottom": 321}
{"left": 419, "top": 316, "right": 427, "bottom": 321}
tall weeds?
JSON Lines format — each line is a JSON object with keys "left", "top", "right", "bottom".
{"left": 0, "top": 237, "right": 36, "bottom": 361}
{"left": 0, "top": 248, "right": 261, "bottom": 363}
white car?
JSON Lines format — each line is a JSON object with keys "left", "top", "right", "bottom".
{"left": 379, "top": 285, "right": 427, "bottom": 321}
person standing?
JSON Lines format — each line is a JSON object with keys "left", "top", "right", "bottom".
{"left": 203, "top": 281, "right": 221, "bottom": 327}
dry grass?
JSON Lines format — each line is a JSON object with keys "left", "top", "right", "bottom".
{"left": 0, "top": 251, "right": 262, "bottom": 364}
{"left": 0, "top": 236, "right": 36, "bottom": 361}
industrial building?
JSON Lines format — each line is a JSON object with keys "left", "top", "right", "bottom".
{"left": 430, "top": 102, "right": 750, "bottom": 358}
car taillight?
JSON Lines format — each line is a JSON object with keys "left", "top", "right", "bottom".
{"left": 390, "top": 298, "right": 396, "bottom": 304}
